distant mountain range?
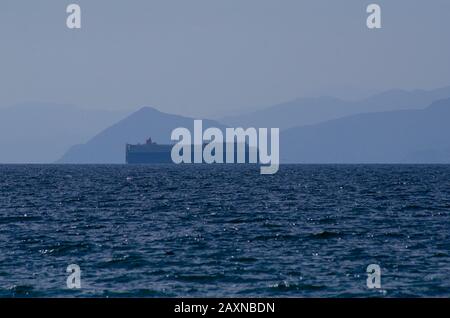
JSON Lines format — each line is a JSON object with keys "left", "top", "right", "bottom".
{"left": 221, "top": 86, "right": 450, "bottom": 131}
{"left": 0, "top": 103, "right": 126, "bottom": 163}
{"left": 58, "top": 95, "right": 450, "bottom": 164}
{"left": 57, "top": 107, "right": 226, "bottom": 163}
{"left": 281, "top": 98, "right": 450, "bottom": 163}
{"left": 4, "top": 87, "right": 450, "bottom": 164}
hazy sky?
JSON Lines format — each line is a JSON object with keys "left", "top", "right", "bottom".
{"left": 1, "top": 0, "right": 450, "bottom": 117}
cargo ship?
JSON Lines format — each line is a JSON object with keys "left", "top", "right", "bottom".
{"left": 126, "top": 138, "right": 173, "bottom": 164}
{"left": 126, "top": 137, "right": 257, "bottom": 164}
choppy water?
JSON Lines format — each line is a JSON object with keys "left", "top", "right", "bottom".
{"left": 1, "top": 165, "right": 450, "bottom": 297}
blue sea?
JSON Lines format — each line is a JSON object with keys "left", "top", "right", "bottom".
{"left": 1, "top": 165, "right": 450, "bottom": 297}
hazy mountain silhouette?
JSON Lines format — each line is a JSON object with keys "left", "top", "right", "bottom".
{"left": 0, "top": 103, "right": 126, "bottom": 163}
{"left": 221, "top": 86, "right": 450, "bottom": 131}
{"left": 280, "top": 98, "right": 450, "bottom": 163}
{"left": 58, "top": 107, "right": 226, "bottom": 163}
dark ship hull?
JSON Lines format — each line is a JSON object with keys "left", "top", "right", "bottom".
{"left": 126, "top": 139, "right": 172, "bottom": 164}
{"left": 126, "top": 138, "right": 257, "bottom": 164}
{"left": 126, "top": 149, "right": 173, "bottom": 163}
